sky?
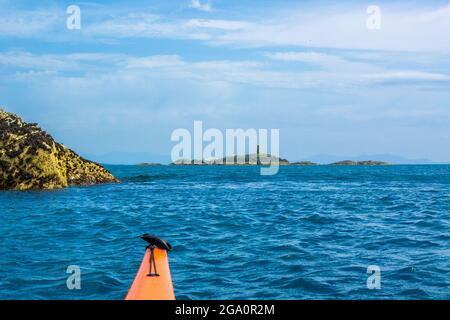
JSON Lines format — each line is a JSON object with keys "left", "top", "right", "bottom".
{"left": 1, "top": 0, "right": 450, "bottom": 163}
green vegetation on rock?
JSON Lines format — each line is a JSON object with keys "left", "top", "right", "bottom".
{"left": 0, "top": 108, "right": 119, "bottom": 190}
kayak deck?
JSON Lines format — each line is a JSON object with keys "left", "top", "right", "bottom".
{"left": 125, "top": 247, "right": 175, "bottom": 300}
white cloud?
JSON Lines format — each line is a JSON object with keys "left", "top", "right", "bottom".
{"left": 2, "top": 50, "right": 449, "bottom": 92}
{"left": 265, "top": 52, "right": 358, "bottom": 71}
{"left": 189, "top": 0, "right": 212, "bottom": 12}
{"left": 266, "top": 50, "right": 450, "bottom": 84}
{"left": 81, "top": 4, "right": 450, "bottom": 52}
{"left": 364, "top": 71, "right": 450, "bottom": 81}
{"left": 0, "top": 50, "right": 314, "bottom": 89}
{"left": 0, "top": 51, "right": 126, "bottom": 72}
{"left": 86, "top": 13, "right": 180, "bottom": 38}
{"left": 1, "top": 3, "right": 450, "bottom": 54}
{"left": 185, "top": 19, "right": 250, "bottom": 30}
{"left": 0, "top": 8, "right": 62, "bottom": 37}
{"left": 126, "top": 55, "right": 184, "bottom": 69}
{"left": 209, "top": 4, "right": 450, "bottom": 52}
{"left": 0, "top": 51, "right": 77, "bottom": 71}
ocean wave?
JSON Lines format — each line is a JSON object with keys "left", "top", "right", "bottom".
{"left": 1, "top": 165, "right": 449, "bottom": 299}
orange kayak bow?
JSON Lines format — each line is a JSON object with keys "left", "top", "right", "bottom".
{"left": 125, "top": 234, "right": 175, "bottom": 300}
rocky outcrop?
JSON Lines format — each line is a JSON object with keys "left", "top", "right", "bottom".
{"left": 291, "top": 161, "right": 318, "bottom": 166}
{"left": 171, "top": 153, "right": 290, "bottom": 165}
{"left": 330, "top": 160, "right": 389, "bottom": 166}
{"left": 0, "top": 108, "right": 119, "bottom": 190}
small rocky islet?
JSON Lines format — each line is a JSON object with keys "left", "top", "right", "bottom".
{"left": 330, "top": 160, "right": 389, "bottom": 166}
{"left": 0, "top": 108, "right": 119, "bottom": 191}
{"left": 171, "top": 153, "right": 290, "bottom": 166}
{"left": 170, "top": 158, "right": 389, "bottom": 166}
{"left": 290, "top": 161, "right": 318, "bottom": 166}
{"left": 137, "top": 163, "right": 162, "bottom": 167}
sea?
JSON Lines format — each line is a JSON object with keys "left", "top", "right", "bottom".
{"left": 1, "top": 165, "right": 449, "bottom": 299}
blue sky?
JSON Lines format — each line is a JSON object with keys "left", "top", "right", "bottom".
{"left": 1, "top": 0, "right": 450, "bottom": 163}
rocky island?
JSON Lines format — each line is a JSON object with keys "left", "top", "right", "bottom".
{"left": 330, "top": 160, "right": 389, "bottom": 166}
{"left": 171, "top": 153, "right": 290, "bottom": 166}
{"left": 171, "top": 157, "right": 389, "bottom": 166}
{"left": 291, "top": 161, "right": 318, "bottom": 166}
{"left": 171, "top": 157, "right": 391, "bottom": 166}
{"left": 0, "top": 108, "right": 119, "bottom": 190}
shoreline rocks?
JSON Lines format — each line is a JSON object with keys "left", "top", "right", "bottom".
{"left": 0, "top": 108, "right": 120, "bottom": 191}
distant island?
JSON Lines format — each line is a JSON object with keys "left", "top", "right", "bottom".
{"left": 136, "top": 163, "right": 162, "bottom": 166}
{"left": 171, "top": 145, "right": 290, "bottom": 165}
{"left": 170, "top": 148, "right": 390, "bottom": 166}
{"left": 330, "top": 160, "right": 389, "bottom": 166}
{"left": 291, "top": 161, "right": 318, "bottom": 166}
{"left": 171, "top": 159, "right": 389, "bottom": 166}
{"left": 171, "top": 154, "right": 290, "bottom": 166}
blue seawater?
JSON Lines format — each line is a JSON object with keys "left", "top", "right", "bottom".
{"left": 1, "top": 165, "right": 449, "bottom": 300}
